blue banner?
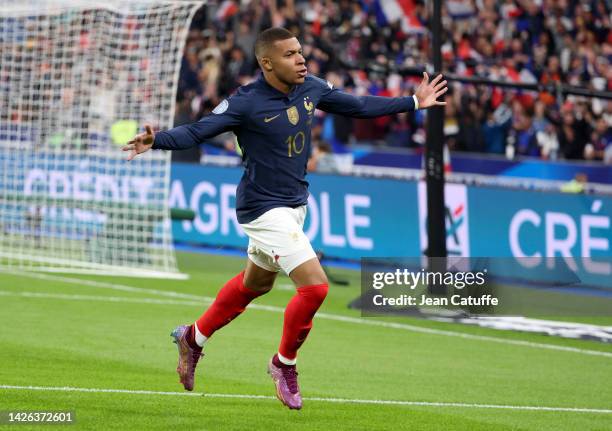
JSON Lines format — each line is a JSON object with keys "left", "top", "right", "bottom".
{"left": 467, "top": 186, "right": 611, "bottom": 287}
{"left": 169, "top": 163, "right": 421, "bottom": 259}
{"left": 352, "top": 149, "right": 612, "bottom": 184}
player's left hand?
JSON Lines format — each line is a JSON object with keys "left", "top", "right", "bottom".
{"left": 415, "top": 72, "right": 448, "bottom": 109}
{"left": 122, "top": 124, "right": 155, "bottom": 161}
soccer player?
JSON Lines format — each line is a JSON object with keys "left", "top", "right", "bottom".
{"left": 123, "top": 27, "right": 447, "bottom": 410}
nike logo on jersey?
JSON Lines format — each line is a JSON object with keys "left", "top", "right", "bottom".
{"left": 264, "top": 114, "right": 280, "bottom": 123}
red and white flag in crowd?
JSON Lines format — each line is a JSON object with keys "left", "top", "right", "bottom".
{"left": 374, "top": 0, "right": 425, "bottom": 34}
{"left": 216, "top": 0, "right": 238, "bottom": 21}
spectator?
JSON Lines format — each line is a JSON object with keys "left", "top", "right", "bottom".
{"left": 481, "top": 109, "right": 508, "bottom": 154}
{"left": 309, "top": 141, "right": 339, "bottom": 174}
{"left": 585, "top": 117, "right": 612, "bottom": 161}
{"left": 559, "top": 102, "right": 591, "bottom": 159}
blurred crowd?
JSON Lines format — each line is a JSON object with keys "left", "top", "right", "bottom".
{"left": 177, "top": 0, "right": 612, "bottom": 164}
{"left": 1, "top": 8, "right": 184, "bottom": 151}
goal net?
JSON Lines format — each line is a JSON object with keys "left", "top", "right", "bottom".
{"left": 0, "top": 0, "right": 201, "bottom": 278}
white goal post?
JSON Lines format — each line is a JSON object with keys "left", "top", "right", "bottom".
{"left": 0, "top": 0, "right": 202, "bottom": 278}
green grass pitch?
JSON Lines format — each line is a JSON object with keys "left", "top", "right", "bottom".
{"left": 1, "top": 252, "right": 611, "bottom": 430}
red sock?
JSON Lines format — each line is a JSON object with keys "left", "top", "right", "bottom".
{"left": 195, "top": 271, "right": 265, "bottom": 338}
{"left": 279, "top": 283, "right": 328, "bottom": 360}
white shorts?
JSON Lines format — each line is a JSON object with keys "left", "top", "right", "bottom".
{"left": 240, "top": 205, "right": 317, "bottom": 275}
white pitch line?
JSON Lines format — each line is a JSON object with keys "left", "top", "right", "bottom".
{"left": 3, "top": 270, "right": 612, "bottom": 359}
{"left": 1, "top": 385, "right": 611, "bottom": 414}
{"left": 2, "top": 289, "right": 612, "bottom": 360}
{"left": 0, "top": 290, "right": 203, "bottom": 307}
{"left": 1, "top": 269, "right": 204, "bottom": 301}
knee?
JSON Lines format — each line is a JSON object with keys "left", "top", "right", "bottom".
{"left": 299, "top": 282, "right": 328, "bottom": 304}
{"left": 243, "top": 269, "right": 276, "bottom": 294}
{"left": 244, "top": 282, "right": 273, "bottom": 294}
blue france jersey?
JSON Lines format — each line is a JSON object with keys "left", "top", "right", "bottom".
{"left": 153, "top": 74, "right": 416, "bottom": 223}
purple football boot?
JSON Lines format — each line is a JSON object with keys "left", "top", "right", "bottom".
{"left": 171, "top": 325, "right": 203, "bottom": 391}
{"left": 267, "top": 354, "right": 302, "bottom": 410}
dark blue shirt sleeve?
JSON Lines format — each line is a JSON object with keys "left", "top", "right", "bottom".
{"left": 315, "top": 79, "right": 415, "bottom": 118}
{"left": 152, "top": 96, "right": 248, "bottom": 150}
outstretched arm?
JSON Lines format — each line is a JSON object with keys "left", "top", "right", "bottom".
{"left": 316, "top": 73, "right": 447, "bottom": 118}
{"left": 122, "top": 97, "right": 247, "bottom": 159}
{"left": 150, "top": 111, "right": 241, "bottom": 151}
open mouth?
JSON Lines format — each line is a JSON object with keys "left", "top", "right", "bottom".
{"left": 297, "top": 69, "right": 307, "bottom": 77}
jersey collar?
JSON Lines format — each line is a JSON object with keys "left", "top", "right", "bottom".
{"left": 257, "top": 73, "right": 300, "bottom": 99}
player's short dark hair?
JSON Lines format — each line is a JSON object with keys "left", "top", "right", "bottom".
{"left": 254, "top": 27, "right": 295, "bottom": 59}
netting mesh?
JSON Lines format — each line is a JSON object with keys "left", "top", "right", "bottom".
{"left": 0, "top": 0, "right": 201, "bottom": 278}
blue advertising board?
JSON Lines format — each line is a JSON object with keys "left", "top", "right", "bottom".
{"left": 169, "top": 163, "right": 421, "bottom": 259}
{"left": 467, "top": 186, "right": 611, "bottom": 288}
{"left": 170, "top": 163, "right": 611, "bottom": 288}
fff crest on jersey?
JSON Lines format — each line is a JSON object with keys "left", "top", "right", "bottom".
{"left": 303, "top": 97, "right": 314, "bottom": 114}
{"left": 286, "top": 106, "right": 299, "bottom": 125}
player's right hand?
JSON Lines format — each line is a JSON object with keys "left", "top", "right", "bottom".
{"left": 123, "top": 124, "right": 155, "bottom": 161}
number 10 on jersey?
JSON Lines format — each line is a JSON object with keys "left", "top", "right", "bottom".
{"left": 286, "top": 131, "right": 305, "bottom": 157}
